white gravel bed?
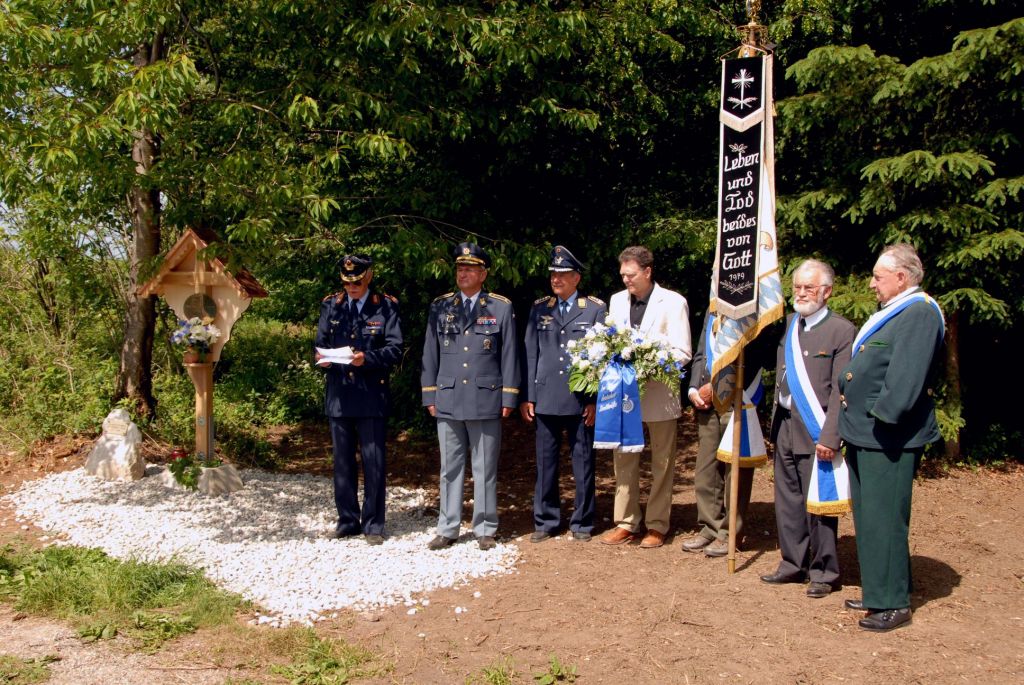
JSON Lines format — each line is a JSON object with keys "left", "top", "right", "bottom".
{"left": 4, "top": 466, "right": 519, "bottom": 624}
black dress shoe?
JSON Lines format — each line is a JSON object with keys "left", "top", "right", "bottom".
{"left": 571, "top": 531, "right": 592, "bottom": 542}
{"left": 858, "top": 608, "right": 912, "bottom": 632}
{"left": 530, "top": 531, "right": 552, "bottom": 543}
{"left": 844, "top": 598, "right": 866, "bottom": 611}
{"left": 760, "top": 570, "right": 806, "bottom": 585}
{"left": 364, "top": 534, "right": 384, "bottom": 546}
{"left": 806, "top": 582, "right": 832, "bottom": 598}
{"left": 326, "top": 527, "right": 358, "bottom": 539}
{"left": 477, "top": 536, "right": 497, "bottom": 550}
{"left": 427, "top": 535, "right": 457, "bottom": 550}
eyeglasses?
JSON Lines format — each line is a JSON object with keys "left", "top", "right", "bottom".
{"left": 792, "top": 284, "right": 821, "bottom": 294}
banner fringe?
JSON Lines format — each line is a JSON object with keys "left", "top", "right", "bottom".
{"left": 807, "top": 499, "right": 852, "bottom": 516}
{"left": 715, "top": 450, "right": 767, "bottom": 467}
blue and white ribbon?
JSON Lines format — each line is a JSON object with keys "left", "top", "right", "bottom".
{"left": 807, "top": 455, "right": 851, "bottom": 516}
{"left": 594, "top": 360, "right": 645, "bottom": 452}
{"left": 784, "top": 315, "right": 851, "bottom": 515}
{"left": 851, "top": 290, "right": 945, "bottom": 358}
{"left": 784, "top": 315, "right": 825, "bottom": 443}
{"left": 715, "top": 369, "right": 767, "bottom": 467}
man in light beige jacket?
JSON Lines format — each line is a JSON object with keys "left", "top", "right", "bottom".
{"left": 599, "top": 246, "right": 692, "bottom": 549}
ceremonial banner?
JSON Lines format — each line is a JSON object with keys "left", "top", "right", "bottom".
{"left": 593, "top": 360, "right": 644, "bottom": 452}
{"left": 716, "top": 370, "right": 768, "bottom": 467}
{"left": 710, "top": 54, "right": 784, "bottom": 386}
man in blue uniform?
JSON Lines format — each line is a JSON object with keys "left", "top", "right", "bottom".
{"left": 421, "top": 243, "right": 519, "bottom": 551}
{"left": 521, "top": 246, "right": 607, "bottom": 542}
{"left": 839, "top": 244, "right": 945, "bottom": 632}
{"left": 316, "top": 255, "right": 403, "bottom": 545}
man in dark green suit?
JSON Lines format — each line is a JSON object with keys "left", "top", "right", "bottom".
{"left": 838, "top": 244, "right": 945, "bottom": 632}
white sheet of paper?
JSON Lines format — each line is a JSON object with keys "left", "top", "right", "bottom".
{"left": 316, "top": 346, "right": 355, "bottom": 365}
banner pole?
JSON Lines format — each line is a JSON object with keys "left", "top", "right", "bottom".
{"left": 727, "top": 348, "right": 745, "bottom": 573}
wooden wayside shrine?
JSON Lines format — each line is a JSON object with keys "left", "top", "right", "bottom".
{"left": 138, "top": 228, "right": 267, "bottom": 461}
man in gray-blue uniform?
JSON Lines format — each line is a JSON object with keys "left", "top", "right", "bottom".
{"left": 421, "top": 242, "right": 519, "bottom": 551}
{"left": 521, "top": 246, "right": 607, "bottom": 542}
{"left": 316, "top": 255, "right": 403, "bottom": 545}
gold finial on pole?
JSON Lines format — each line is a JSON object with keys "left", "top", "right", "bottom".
{"left": 738, "top": 0, "right": 766, "bottom": 57}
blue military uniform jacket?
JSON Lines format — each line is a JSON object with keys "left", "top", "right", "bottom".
{"left": 838, "top": 298, "right": 943, "bottom": 450}
{"left": 523, "top": 294, "right": 607, "bottom": 415}
{"left": 316, "top": 289, "right": 403, "bottom": 418}
{"left": 421, "top": 291, "right": 519, "bottom": 420}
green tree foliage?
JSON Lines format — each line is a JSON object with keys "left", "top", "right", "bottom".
{"left": 777, "top": 9, "right": 1024, "bottom": 457}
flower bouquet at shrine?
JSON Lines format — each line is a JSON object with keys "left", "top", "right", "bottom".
{"left": 567, "top": 317, "right": 688, "bottom": 453}
{"left": 171, "top": 317, "right": 222, "bottom": 362}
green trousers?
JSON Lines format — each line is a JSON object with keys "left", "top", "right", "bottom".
{"left": 847, "top": 445, "right": 920, "bottom": 610}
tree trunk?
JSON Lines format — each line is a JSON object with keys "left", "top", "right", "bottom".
{"left": 943, "top": 308, "right": 961, "bottom": 461}
{"left": 114, "top": 34, "right": 165, "bottom": 418}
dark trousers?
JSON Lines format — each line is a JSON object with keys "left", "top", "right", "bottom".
{"left": 773, "top": 417, "right": 839, "bottom": 584}
{"left": 848, "top": 444, "right": 920, "bottom": 610}
{"left": 329, "top": 416, "right": 387, "bottom": 535}
{"left": 534, "top": 413, "right": 596, "bottom": 534}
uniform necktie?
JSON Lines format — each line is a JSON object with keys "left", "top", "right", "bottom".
{"left": 464, "top": 298, "right": 473, "bottom": 324}
{"left": 350, "top": 299, "right": 359, "bottom": 318}
{"left": 561, "top": 300, "right": 570, "bottom": 316}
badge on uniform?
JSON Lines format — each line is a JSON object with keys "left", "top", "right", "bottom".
{"left": 483, "top": 338, "right": 492, "bottom": 351}
{"left": 477, "top": 316, "right": 497, "bottom": 326}
{"left": 578, "top": 298, "right": 587, "bottom": 308}
{"left": 540, "top": 315, "right": 554, "bottom": 326}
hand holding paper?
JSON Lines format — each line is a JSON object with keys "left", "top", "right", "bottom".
{"left": 316, "top": 346, "right": 355, "bottom": 366}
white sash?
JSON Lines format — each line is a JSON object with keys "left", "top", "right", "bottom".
{"left": 784, "top": 314, "right": 851, "bottom": 515}
{"left": 851, "top": 290, "right": 945, "bottom": 357}
{"left": 784, "top": 316, "right": 825, "bottom": 443}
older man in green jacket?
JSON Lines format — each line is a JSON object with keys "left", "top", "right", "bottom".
{"left": 838, "top": 243, "right": 945, "bottom": 632}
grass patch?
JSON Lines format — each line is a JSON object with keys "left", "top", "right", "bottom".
{"left": 270, "top": 628, "right": 391, "bottom": 684}
{"left": 0, "top": 654, "right": 56, "bottom": 684}
{"left": 533, "top": 654, "right": 578, "bottom": 683}
{"left": 0, "top": 544, "right": 244, "bottom": 650}
{"left": 467, "top": 656, "right": 518, "bottom": 685}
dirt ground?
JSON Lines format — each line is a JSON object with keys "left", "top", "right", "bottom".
{"left": 1, "top": 416, "right": 1023, "bottom": 684}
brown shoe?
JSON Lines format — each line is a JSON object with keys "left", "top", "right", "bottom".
{"left": 639, "top": 530, "right": 666, "bottom": 548}
{"left": 599, "top": 527, "right": 637, "bottom": 546}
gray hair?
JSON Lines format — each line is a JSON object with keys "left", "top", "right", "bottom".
{"left": 878, "top": 243, "right": 924, "bottom": 285}
{"left": 794, "top": 259, "right": 835, "bottom": 287}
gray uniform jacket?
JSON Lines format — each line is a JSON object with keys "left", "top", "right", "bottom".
{"left": 421, "top": 291, "right": 519, "bottom": 420}
{"left": 769, "top": 311, "right": 855, "bottom": 453}
{"left": 523, "top": 294, "right": 607, "bottom": 415}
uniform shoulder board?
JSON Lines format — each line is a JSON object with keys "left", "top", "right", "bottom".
{"left": 382, "top": 292, "right": 399, "bottom": 304}
{"left": 432, "top": 292, "right": 455, "bottom": 303}
{"left": 533, "top": 295, "right": 550, "bottom": 305}
{"left": 587, "top": 295, "right": 606, "bottom": 306}
{"left": 487, "top": 293, "right": 512, "bottom": 304}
